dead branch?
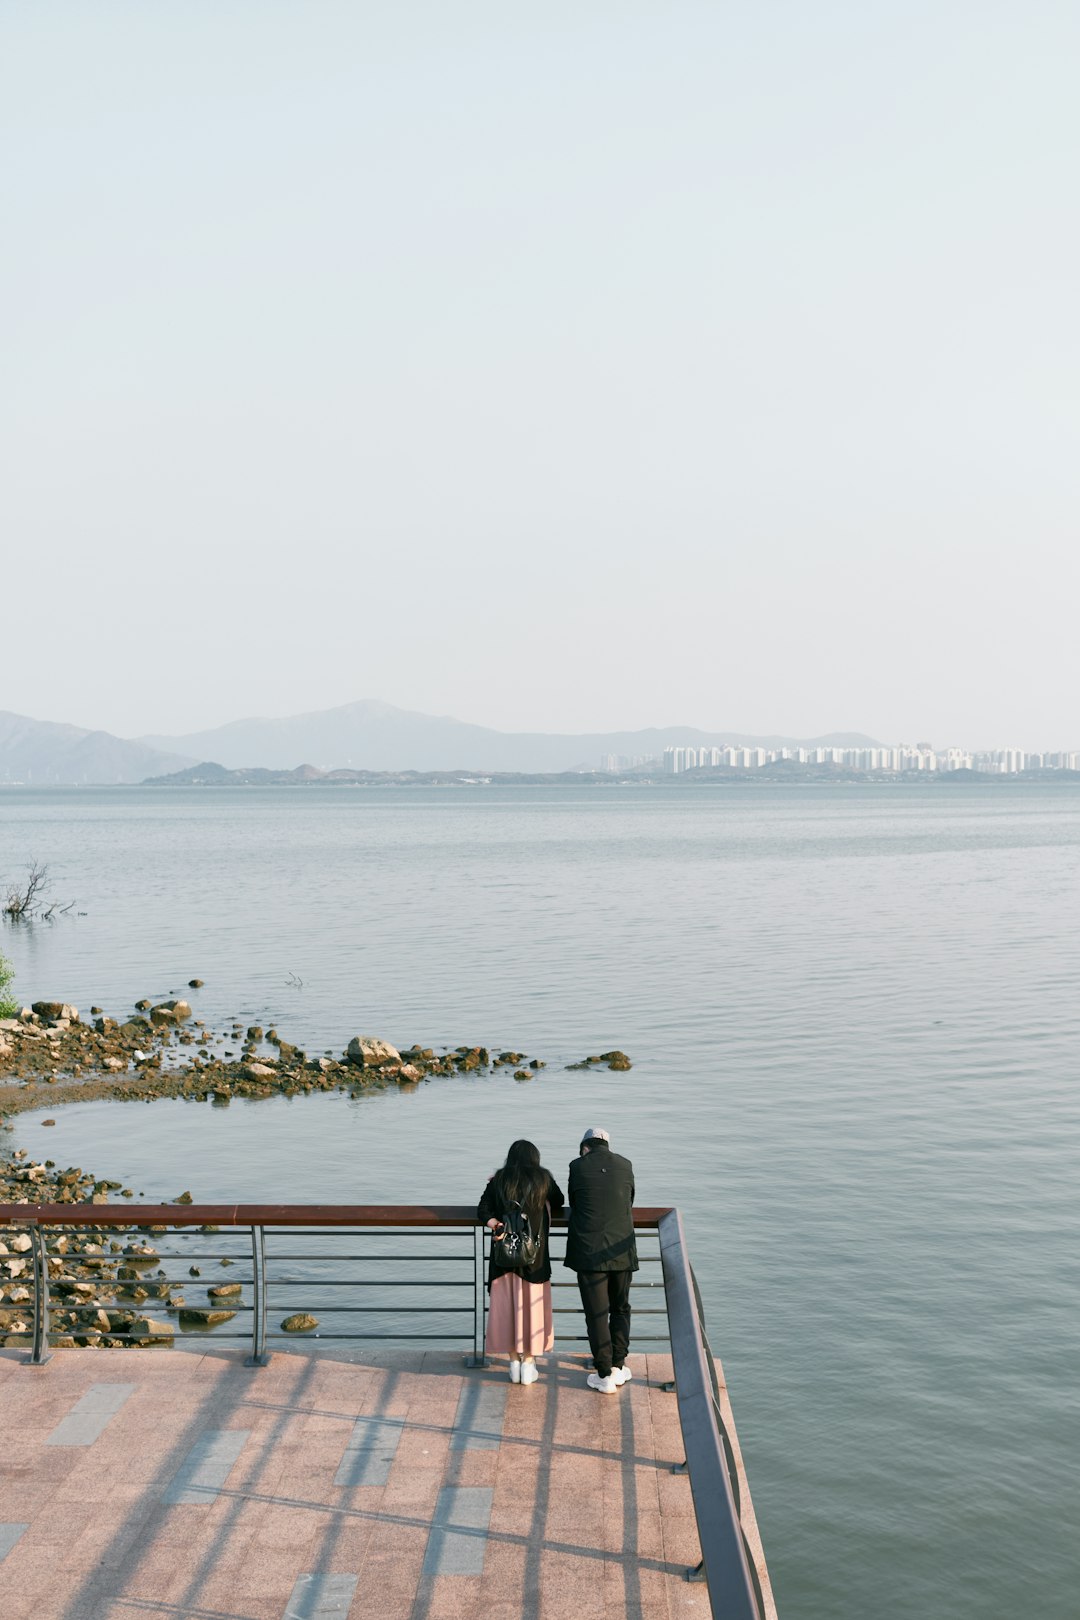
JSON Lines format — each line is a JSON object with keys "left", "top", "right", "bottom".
{"left": 3, "top": 862, "right": 74, "bottom": 921}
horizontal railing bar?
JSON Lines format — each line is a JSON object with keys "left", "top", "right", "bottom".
{"left": 552, "top": 1307, "right": 669, "bottom": 1315}
{"left": 262, "top": 1253, "right": 473, "bottom": 1261}
{"left": 262, "top": 1332, "right": 475, "bottom": 1341}
{"left": 258, "top": 1278, "right": 474, "bottom": 1288}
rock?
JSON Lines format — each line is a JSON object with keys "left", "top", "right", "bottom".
{"left": 188, "top": 979, "right": 204, "bottom": 988}
{"left": 208, "top": 1283, "right": 242, "bottom": 1299}
{"left": 174, "top": 1191, "right": 193, "bottom": 1204}
{"left": 150, "top": 1006, "right": 177, "bottom": 1026}
{"left": 398, "top": 1064, "right": 423, "bottom": 1082}
{"left": 158, "top": 1000, "right": 192, "bottom": 1020}
{"left": 129, "top": 1317, "right": 174, "bottom": 1345}
{"left": 102, "top": 1057, "right": 126, "bottom": 1072}
{"left": 135, "top": 1000, "right": 151, "bottom": 1012}
{"left": 242, "top": 1062, "right": 277, "bottom": 1080}
{"left": 281, "top": 1312, "right": 318, "bottom": 1332}
{"left": 10, "top": 1234, "right": 32, "bottom": 1254}
{"left": 600, "top": 1050, "right": 632, "bottom": 1071}
{"left": 179, "top": 1307, "right": 236, "bottom": 1326}
{"left": 41, "top": 1119, "right": 56, "bottom": 1127}
{"left": 31, "top": 1001, "right": 78, "bottom": 1020}
{"left": 346, "top": 1037, "right": 401, "bottom": 1069}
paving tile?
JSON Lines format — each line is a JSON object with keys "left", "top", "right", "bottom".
{"left": 161, "top": 1427, "right": 251, "bottom": 1504}
{"left": 449, "top": 1380, "right": 507, "bottom": 1451}
{"left": 44, "top": 1380, "right": 137, "bottom": 1445}
{"left": 283, "top": 1570, "right": 359, "bottom": 1618}
{"left": 0, "top": 1523, "right": 27, "bottom": 1560}
{"left": 333, "top": 1414, "right": 405, "bottom": 1486}
{"left": 422, "top": 1485, "right": 494, "bottom": 1576}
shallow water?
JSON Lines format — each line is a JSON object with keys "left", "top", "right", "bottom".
{"left": 2, "top": 781, "right": 1079, "bottom": 1619}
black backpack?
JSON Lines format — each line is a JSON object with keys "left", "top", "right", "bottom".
{"left": 492, "top": 1200, "right": 543, "bottom": 1270}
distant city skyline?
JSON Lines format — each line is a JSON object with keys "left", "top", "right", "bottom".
{"left": 659, "top": 745, "right": 1080, "bottom": 776}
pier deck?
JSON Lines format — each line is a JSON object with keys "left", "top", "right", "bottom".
{"left": 0, "top": 1343, "right": 773, "bottom": 1620}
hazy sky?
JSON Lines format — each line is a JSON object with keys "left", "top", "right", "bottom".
{"left": 3, "top": 2, "right": 1078, "bottom": 748}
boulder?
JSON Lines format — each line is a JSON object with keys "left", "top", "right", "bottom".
{"left": 150, "top": 1006, "right": 177, "bottom": 1026}
{"left": 179, "top": 1307, "right": 236, "bottom": 1326}
{"left": 281, "top": 1312, "right": 318, "bottom": 1332}
{"left": 242, "top": 1062, "right": 277, "bottom": 1080}
{"left": 129, "top": 1317, "right": 174, "bottom": 1345}
{"left": 208, "top": 1283, "right": 242, "bottom": 1299}
{"left": 346, "top": 1037, "right": 401, "bottom": 1069}
{"left": 188, "top": 979, "right": 204, "bottom": 988}
{"left": 158, "top": 1000, "right": 192, "bottom": 1020}
{"left": 31, "top": 1001, "right": 78, "bottom": 1021}
{"left": 600, "top": 1050, "right": 633, "bottom": 1071}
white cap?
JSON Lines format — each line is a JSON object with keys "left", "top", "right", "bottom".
{"left": 580, "top": 1126, "right": 610, "bottom": 1145}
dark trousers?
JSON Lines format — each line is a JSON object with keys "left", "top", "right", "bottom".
{"left": 577, "top": 1269, "right": 632, "bottom": 1378}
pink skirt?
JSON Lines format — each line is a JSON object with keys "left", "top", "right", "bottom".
{"left": 485, "top": 1274, "right": 554, "bottom": 1356}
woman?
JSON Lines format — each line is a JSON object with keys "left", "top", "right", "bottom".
{"left": 477, "top": 1139, "right": 565, "bottom": 1384}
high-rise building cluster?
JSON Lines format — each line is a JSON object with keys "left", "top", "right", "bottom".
{"left": 661, "top": 745, "right": 1080, "bottom": 775}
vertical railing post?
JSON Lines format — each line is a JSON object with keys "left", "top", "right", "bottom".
{"left": 246, "top": 1224, "right": 270, "bottom": 1367}
{"left": 464, "top": 1222, "right": 487, "bottom": 1367}
{"left": 29, "top": 1224, "right": 51, "bottom": 1366}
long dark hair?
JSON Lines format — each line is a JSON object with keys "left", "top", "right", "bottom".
{"left": 492, "top": 1139, "right": 552, "bottom": 1223}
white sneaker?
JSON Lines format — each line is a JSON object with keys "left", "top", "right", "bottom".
{"left": 520, "top": 1361, "right": 539, "bottom": 1385}
{"left": 509, "top": 1359, "right": 521, "bottom": 1383}
{"left": 612, "top": 1366, "right": 632, "bottom": 1387}
{"left": 587, "top": 1371, "right": 619, "bottom": 1394}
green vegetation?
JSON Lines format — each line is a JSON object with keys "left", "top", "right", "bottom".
{"left": 0, "top": 950, "right": 17, "bottom": 1018}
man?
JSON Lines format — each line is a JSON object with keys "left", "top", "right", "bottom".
{"left": 565, "top": 1126, "right": 637, "bottom": 1394}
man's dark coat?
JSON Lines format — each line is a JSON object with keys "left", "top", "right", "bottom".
{"left": 564, "top": 1142, "right": 638, "bottom": 1273}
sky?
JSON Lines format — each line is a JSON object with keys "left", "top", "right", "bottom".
{"left": 2, "top": 1, "right": 1078, "bottom": 750}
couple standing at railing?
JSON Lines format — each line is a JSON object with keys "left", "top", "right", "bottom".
{"left": 477, "top": 1126, "right": 637, "bottom": 1393}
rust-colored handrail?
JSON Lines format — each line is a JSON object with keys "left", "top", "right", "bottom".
{"left": 0, "top": 1202, "right": 673, "bottom": 1227}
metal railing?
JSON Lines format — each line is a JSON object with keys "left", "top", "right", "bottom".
{"left": 1, "top": 1200, "right": 764, "bottom": 1619}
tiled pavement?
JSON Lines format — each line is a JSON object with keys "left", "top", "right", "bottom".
{"left": 0, "top": 1345, "right": 775, "bottom": 1620}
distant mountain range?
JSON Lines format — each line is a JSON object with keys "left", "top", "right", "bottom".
{"left": 0, "top": 700, "right": 882, "bottom": 784}
{"left": 0, "top": 711, "right": 191, "bottom": 785}
{"left": 138, "top": 698, "right": 879, "bottom": 774}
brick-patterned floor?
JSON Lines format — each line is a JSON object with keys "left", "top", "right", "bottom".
{"left": 0, "top": 1345, "right": 774, "bottom": 1620}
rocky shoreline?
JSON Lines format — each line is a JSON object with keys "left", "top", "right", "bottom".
{"left": 0, "top": 995, "right": 631, "bottom": 1120}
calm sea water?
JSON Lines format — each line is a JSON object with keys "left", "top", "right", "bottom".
{"left": 2, "top": 782, "right": 1078, "bottom": 1620}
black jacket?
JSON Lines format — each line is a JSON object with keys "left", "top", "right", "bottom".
{"left": 477, "top": 1172, "right": 565, "bottom": 1288}
{"left": 564, "top": 1143, "right": 637, "bottom": 1273}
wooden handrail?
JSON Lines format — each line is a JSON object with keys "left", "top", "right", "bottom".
{"left": 0, "top": 1202, "right": 674, "bottom": 1228}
